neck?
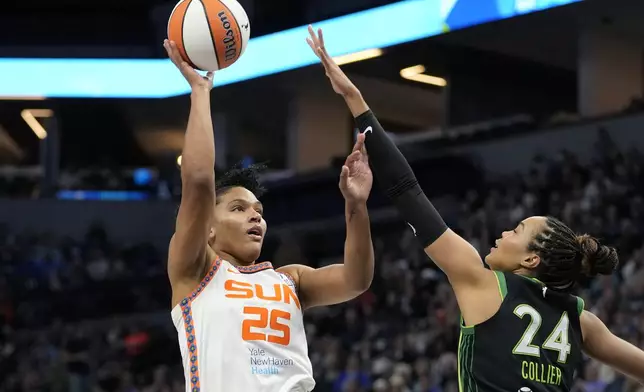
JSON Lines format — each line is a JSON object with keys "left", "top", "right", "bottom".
{"left": 211, "top": 247, "right": 255, "bottom": 267}
{"left": 511, "top": 266, "right": 534, "bottom": 277}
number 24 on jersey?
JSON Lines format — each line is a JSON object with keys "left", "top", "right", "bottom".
{"left": 512, "top": 304, "right": 571, "bottom": 363}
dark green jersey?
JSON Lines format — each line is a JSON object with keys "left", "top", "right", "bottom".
{"left": 458, "top": 271, "right": 585, "bottom": 392}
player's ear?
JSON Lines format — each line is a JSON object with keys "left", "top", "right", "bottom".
{"left": 208, "top": 228, "right": 216, "bottom": 245}
{"left": 520, "top": 254, "right": 540, "bottom": 270}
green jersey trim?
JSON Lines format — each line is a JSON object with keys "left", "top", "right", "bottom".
{"left": 458, "top": 330, "right": 477, "bottom": 392}
{"left": 576, "top": 296, "right": 585, "bottom": 315}
{"left": 494, "top": 270, "right": 508, "bottom": 299}
{"left": 459, "top": 270, "right": 507, "bottom": 333}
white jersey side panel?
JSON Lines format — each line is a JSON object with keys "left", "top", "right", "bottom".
{"left": 171, "top": 259, "right": 315, "bottom": 392}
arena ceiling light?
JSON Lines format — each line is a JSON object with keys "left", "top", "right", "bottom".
{"left": 20, "top": 109, "right": 52, "bottom": 140}
{"left": 0, "top": 0, "right": 582, "bottom": 99}
{"left": 0, "top": 96, "right": 45, "bottom": 101}
{"left": 333, "top": 49, "right": 383, "bottom": 66}
{"left": 400, "top": 65, "right": 447, "bottom": 87}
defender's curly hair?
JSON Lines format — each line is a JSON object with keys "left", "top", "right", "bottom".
{"left": 215, "top": 162, "right": 267, "bottom": 202}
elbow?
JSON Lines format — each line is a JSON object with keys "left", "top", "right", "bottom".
{"left": 346, "top": 265, "right": 374, "bottom": 294}
{"left": 353, "top": 276, "right": 373, "bottom": 294}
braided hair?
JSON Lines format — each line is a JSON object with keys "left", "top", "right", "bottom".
{"left": 528, "top": 216, "right": 619, "bottom": 292}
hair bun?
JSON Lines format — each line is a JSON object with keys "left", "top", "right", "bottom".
{"left": 576, "top": 234, "right": 619, "bottom": 277}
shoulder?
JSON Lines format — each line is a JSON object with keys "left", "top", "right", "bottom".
{"left": 580, "top": 310, "right": 607, "bottom": 343}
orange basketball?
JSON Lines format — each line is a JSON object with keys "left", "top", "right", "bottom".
{"left": 167, "top": 0, "right": 251, "bottom": 71}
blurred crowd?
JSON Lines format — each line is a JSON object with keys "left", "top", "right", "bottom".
{"left": 0, "top": 166, "right": 175, "bottom": 200}
{"left": 2, "top": 130, "right": 644, "bottom": 392}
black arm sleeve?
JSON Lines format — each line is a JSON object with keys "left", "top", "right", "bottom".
{"left": 355, "top": 110, "right": 447, "bottom": 247}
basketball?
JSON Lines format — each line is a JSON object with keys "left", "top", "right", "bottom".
{"left": 167, "top": 0, "right": 250, "bottom": 71}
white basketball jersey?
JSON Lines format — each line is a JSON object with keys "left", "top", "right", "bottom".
{"left": 170, "top": 258, "right": 315, "bottom": 392}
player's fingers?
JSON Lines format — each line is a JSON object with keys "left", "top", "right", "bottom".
{"left": 306, "top": 38, "right": 317, "bottom": 55}
{"left": 168, "top": 40, "right": 178, "bottom": 56}
{"left": 205, "top": 71, "right": 215, "bottom": 81}
{"left": 168, "top": 41, "right": 184, "bottom": 65}
{"left": 318, "top": 28, "right": 326, "bottom": 49}
{"left": 308, "top": 25, "right": 318, "bottom": 46}
{"left": 339, "top": 165, "right": 350, "bottom": 187}
{"left": 318, "top": 46, "right": 334, "bottom": 67}
{"left": 353, "top": 133, "right": 365, "bottom": 152}
{"left": 317, "top": 48, "right": 330, "bottom": 67}
{"left": 164, "top": 40, "right": 176, "bottom": 61}
{"left": 171, "top": 43, "right": 189, "bottom": 67}
{"left": 346, "top": 150, "right": 361, "bottom": 166}
{"left": 342, "top": 151, "right": 352, "bottom": 166}
{"left": 357, "top": 133, "right": 368, "bottom": 157}
{"left": 361, "top": 146, "right": 368, "bottom": 162}
{"left": 319, "top": 48, "right": 335, "bottom": 69}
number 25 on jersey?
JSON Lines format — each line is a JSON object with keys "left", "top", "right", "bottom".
{"left": 225, "top": 279, "right": 299, "bottom": 346}
{"left": 242, "top": 307, "right": 291, "bottom": 346}
{"left": 512, "top": 304, "right": 571, "bottom": 363}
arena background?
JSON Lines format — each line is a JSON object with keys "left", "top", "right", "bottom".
{"left": 2, "top": 0, "right": 644, "bottom": 390}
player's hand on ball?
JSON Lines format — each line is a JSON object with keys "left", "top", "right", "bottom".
{"left": 164, "top": 39, "right": 214, "bottom": 92}
{"left": 306, "top": 25, "right": 359, "bottom": 97}
{"left": 339, "top": 133, "right": 372, "bottom": 204}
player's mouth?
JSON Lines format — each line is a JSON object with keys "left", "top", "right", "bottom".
{"left": 491, "top": 240, "right": 500, "bottom": 252}
{"left": 247, "top": 226, "right": 263, "bottom": 241}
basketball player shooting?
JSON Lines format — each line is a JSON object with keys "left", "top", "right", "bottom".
{"left": 308, "top": 26, "right": 644, "bottom": 392}
{"left": 163, "top": 39, "right": 375, "bottom": 392}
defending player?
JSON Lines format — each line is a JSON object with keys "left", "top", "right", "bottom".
{"left": 308, "top": 26, "right": 644, "bottom": 392}
{"left": 164, "top": 39, "right": 375, "bottom": 392}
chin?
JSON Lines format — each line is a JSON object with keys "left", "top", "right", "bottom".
{"left": 484, "top": 253, "right": 497, "bottom": 269}
{"left": 245, "top": 242, "right": 263, "bottom": 260}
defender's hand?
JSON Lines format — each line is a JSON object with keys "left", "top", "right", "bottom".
{"left": 340, "top": 133, "right": 372, "bottom": 204}
{"left": 306, "top": 25, "right": 359, "bottom": 97}
{"left": 164, "top": 39, "right": 214, "bottom": 92}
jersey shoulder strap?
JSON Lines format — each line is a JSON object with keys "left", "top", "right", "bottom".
{"left": 574, "top": 295, "right": 585, "bottom": 316}
{"left": 501, "top": 272, "right": 584, "bottom": 315}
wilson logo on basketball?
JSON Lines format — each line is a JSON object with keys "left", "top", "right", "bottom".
{"left": 218, "top": 11, "right": 238, "bottom": 62}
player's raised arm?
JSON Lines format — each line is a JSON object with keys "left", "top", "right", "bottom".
{"left": 165, "top": 40, "right": 217, "bottom": 301}
{"left": 278, "top": 134, "right": 374, "bottom": 308}
{"left": 307, "top": 26, "right": 491, "bottom": 292}
{"left": 581, "top": 310, "right": 644, "bottom": 384}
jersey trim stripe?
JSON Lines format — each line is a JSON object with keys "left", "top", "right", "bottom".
{"left": 279, "top": 271, "right": 298, "bottom": 293}
{"left": 190, "top": 258, "right": 223, "bottom": 302}
{"left": 180, "top": 301, "right": 202, "bottom": 392}
{"left": 178, "top": 258, "right": 222, "bottom": 392}
{"left": 458, "top": 331, "right": 477, "bottom": 392}
{"left": 493, "top": 271, "right": 507, "bottom": 299}
{"left": 236, "top": 261, "right": 273, "bottom": 274}
{"left": 576, "top": 296, "right": 585, "bottom": 315}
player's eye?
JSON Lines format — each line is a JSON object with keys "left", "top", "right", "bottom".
{"left": 256, "top": 208, "right": 264, "bottom": 216}
{"left": 232, "top": 205, "right": 244, "bottom": 212}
